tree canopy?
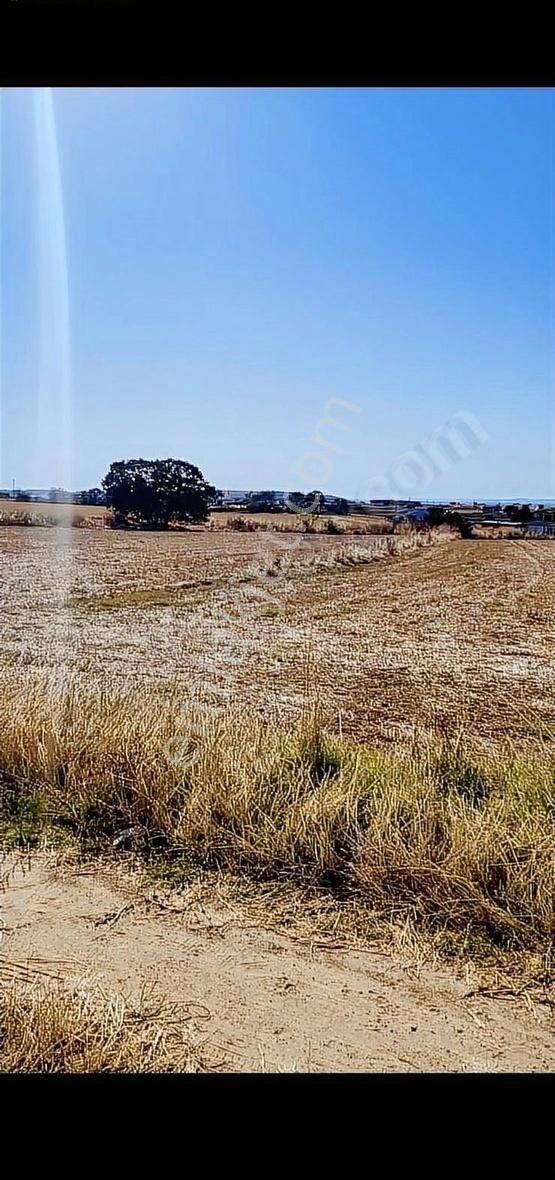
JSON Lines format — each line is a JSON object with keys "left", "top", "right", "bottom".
{"left": 102, "top": 459, "right": 215, "bottom": 529}
{"left": 330, "top": 496, "right": 349, "bottom": 515}
{"left": 248, "top": 491, "right": 281, "bottom": 512}
{"left": 286, "top": 491, "right": 324, "bottom": 513}
{"left": 77, "top": 487, "right": 106, "bottom": 507}
{"left": 504, "top": 503, "right": 532, "bottom": 523}
{"left": 426, "top": 505, "right": 475, "bottom": 538}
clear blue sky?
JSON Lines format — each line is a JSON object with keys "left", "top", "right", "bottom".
{"left": 2, "top": 87, "right": 553, "bottom": 500}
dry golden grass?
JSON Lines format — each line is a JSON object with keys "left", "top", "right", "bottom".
{"left": 0, "top": 976, "right": 209, "bottom": 1072}
{"left": 210, "top": 511, "right": 394, "bottom": 534}
{"left": 0, "top": 678, "right": 552, "bottom": 957}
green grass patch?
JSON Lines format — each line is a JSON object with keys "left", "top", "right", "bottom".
{"left": 76, "top": 588, "right": 208, "bottom": 612}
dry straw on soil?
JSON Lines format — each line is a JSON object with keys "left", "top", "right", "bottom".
{"left": 0, "top": 976, "right": 208, "bottom": 1072}
{"left": 0, "top": 677, "right": 553, "bottom": 957}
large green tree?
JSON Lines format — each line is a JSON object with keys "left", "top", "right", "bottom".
{"left": 102, "top": 458, "right": 215, "bottom": 529}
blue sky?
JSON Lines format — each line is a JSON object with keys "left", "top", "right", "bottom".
{"left": 1, "top": 87, "right": 553, "bottom": 499}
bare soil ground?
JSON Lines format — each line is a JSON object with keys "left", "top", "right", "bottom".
{"left": 2, "top": 853, "right": 553, "bottom": 1073}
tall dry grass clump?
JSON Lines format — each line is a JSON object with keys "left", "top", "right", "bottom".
{"left": 0, "top": 511, "right": 60, "bottom": 528}
{"left": 258, "top": 530, "right": 440, "bottom": 580}
{"left": 0, "top": 677, "right": 553, "bottom": 953}
{"left": 213, "top": 512, "right": 395, "bottom": 535}
{"left": 0, "top": 510, "right": 89, "bottom": 528}
{"left": 0, "top": 977, "right": 205, "bottom": 1072}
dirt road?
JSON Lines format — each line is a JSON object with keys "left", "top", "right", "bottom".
{"left": 1, "top": 855, "right": 553, "bottom": 1072}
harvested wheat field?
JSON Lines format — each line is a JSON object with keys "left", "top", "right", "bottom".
{"left": 1, "top": 525, "right": 554, "bottom": 1072}
{"left": 1, "top": 526, "right": 554, "bottom": 744}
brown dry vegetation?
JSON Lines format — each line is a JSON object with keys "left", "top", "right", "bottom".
{"left": 210, "top": 511, "right": 394, "bottom": 534}
{"left": 0, "top": 681, "right": 552, "bottom": 956}
{"left": 0, "top": 971, "right": 210, "bottom": 1072}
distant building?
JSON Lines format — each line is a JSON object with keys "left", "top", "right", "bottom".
{"left": 394, "top": 506, "right": 429, "bottom": 524}
{"left": 526, "top": 521, "right": 555, "bottom": 536}
{"left": 220, "top": 490, "right": 250, "bottom": 509}
{"left": 363, "top": 501, "right": 399, "bottom": 518}
{"left": 448, "top": 504, "right": 485, "bottom": 524}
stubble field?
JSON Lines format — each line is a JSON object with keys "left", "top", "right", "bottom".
{"left": 1, "top": 525, "right": 554, "bottom": 745}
